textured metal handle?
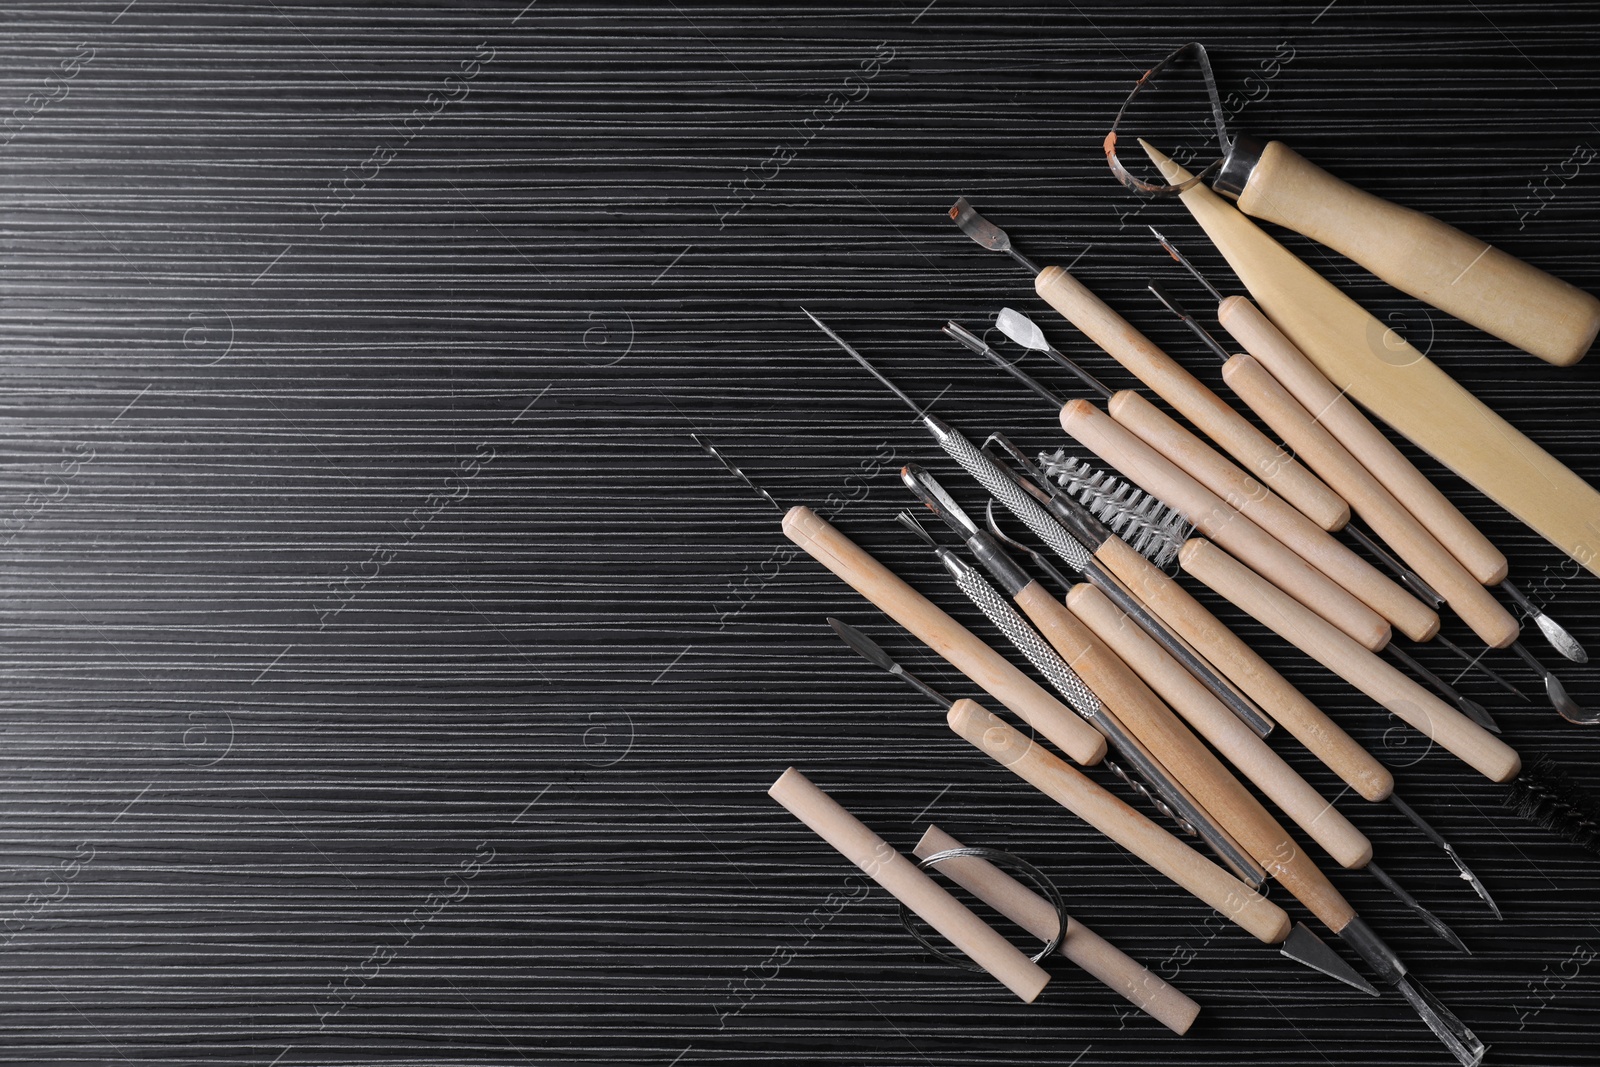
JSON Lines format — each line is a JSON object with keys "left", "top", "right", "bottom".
{"left": 936, "top": 427, "right": 1094, "bottom": 571}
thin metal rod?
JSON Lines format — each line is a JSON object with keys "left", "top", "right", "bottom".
{"left": 1433, "top": 633, "right": 1528, "bottom": 701}
{"left": 1344, "top": 523, "right": 1447, "bottom": 608}
{"left": 1385, "top": 643, "right": 1501, "bottom": 734}
{"left": 1147, "top": 280, "right": 1232, "bottom": 362}
{"left": 1150, "top": 226, "right": 1225, "bottom": 303}
{"left": 1364, "top": 860, "right": 1470, "bottom": 954}
{"left": 691, "top": 433, "right": 784, "bottom": 512}
{"left": 1387, "top": 791, "right": 1501, "bottom": 919}
{"left": 941, "top": 322, "right": 1066, "bottom": 409}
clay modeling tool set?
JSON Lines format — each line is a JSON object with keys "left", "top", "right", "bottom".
{"left": 692, "top": 42, "right": 1600, "bottom": 1065}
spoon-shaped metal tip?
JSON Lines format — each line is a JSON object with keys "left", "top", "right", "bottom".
{"left": 949, "top": 199, "right": 1040, "bottom": 274}
{"left": 1512, "top": 641, "right": 1596, "bottom": 724}
{"left": 1501, "top": 579, "right": 1587, "bottom": 663}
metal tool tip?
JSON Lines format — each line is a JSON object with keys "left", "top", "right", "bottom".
{"left": 941, "top": 321, "right": 988, "bottom": 354}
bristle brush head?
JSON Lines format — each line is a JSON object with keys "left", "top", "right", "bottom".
{"left": 1038, "top": 449, "right": 1192, "bottom": 568}
{"left": 1504, "top": 754, "right": 1600, "bottom": 854}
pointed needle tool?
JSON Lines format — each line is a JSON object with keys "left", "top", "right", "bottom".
{"left": 1153, "top": 225, "right": 1586, "bottom": 669}
{"left": 831, "top": 611, "right": 1377, "bottom": 999}
{"left": 1386, "top": 792, "right": 1502, "bottom": 921}
{"left": 692, "top": 433, "right": 784, "bottom": 513}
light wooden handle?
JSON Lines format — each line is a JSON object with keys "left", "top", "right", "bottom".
{"left": 915, "top": 825, "right": 1201, "bottom": 1035}
{"left": 781, "top": 506, "right": 1107, "bottom": 766}
{"left": 1179, "top": 538, "right": 1522, "bottom": 784}
{"left": 1066, "top": 582, "right": 1372, "bottom": 871}
{"left": 1092, "top": 537, "right": 1394, "bottom": 802}
{"left": 1218, "top": 294, "right": 1509, "bottom": 586}
{"left": 1034, "top": 265, "right": 1348, "bottom": 528}
{"left": 1149, "top": 141, "right": 1600, "bottom": 580}
{"left": 945, "top": 699, "right": 1291, "bottom": 944}
{"left": 1060, "top": 399, "right": 1391, "bottom": 651}
{"left": 1109, "top": 389, "right": 1437, "bottom": 642}
{"left": 1235, "top": 139, "right": 1600, "bottom": 368}
{"left": 769, "top": 768, "right": 1051, "bottom": 1002}
{"left": 1221, "top": 352, "right": 1519, "bottom": 649}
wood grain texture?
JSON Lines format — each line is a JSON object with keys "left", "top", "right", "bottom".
{"left": 1, "top": 3, "right": 1598, "bottom": 1066}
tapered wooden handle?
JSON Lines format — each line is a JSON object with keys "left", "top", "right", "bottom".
{"left": 1092, "top": 537, "right": 1394, "bottom": 802}
{"left": 1218, "top": 294, "right": 1509, "bottom": 586}
{"left": 1179, "top": 538, "right": 1522, "bottom": 784}
{"left": 1060, "top": 399, "right": 1391, "bottom": 651}
{"left": 782, "top": 506, "right": 1107, "bottom": 766}
{"left": 945, "top": 699, "right": 1291, "bottom": 944}
{"left": 1221, "top": 352, "right": 1519, "bottom": 649}
{"left": 1109, "top": 389, "right": 1437, "bottom": 642}
{"left": 1034, "top": 265, "right": 1348, "bottom": 528}
{"left": 915, "top": 825, "right": 1201, "bottom": 1035}
{"left": 1235, "top": 139, "right": 1600, "bottom": 368}
{"left": 1066, "top": 582, "right": 1373, "bottom": 871}
{"left": 769, "top": 768, "right": 1051, "bottom": 1002}
{"left": 1149, "top": 141, "right": 1600, "bottom": 580}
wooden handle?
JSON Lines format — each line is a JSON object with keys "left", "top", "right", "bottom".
{"left": 945, "top": 699, "right": 1291, "bottom": 944}
{"left": 1179, "top": 538, "right": 1522, "bottom": 784}
{"left": 1034, "top": 265, "right": 1349, "bottom": 528}
{"left": 1066, "top": 582, "right": 1373, "bottom": 871}
{"left": 915, "top": 825, "right": 1201, "bottom": 1035}
{"left": 1148, "top": 142, "right": 1600, "bottom": 581}
{"left": 1235, "top": 139, "right": 1600, "bottom": 368}
{"left": 1060, "top": 399, "right": 1391, "bottom": 651}
{"left": 1221, "top": 352, "right": 1519, "bottom": 649}
{"left": 1218, "top": 294, "right": 1509, "bottom": 586}
{"left": 1109, "top": 389, "right": 1438, "bottom": 642}
{"left": 769, "top": 768, "right": 1051, "bottom": 1002}
{"left": 1093, "top": 537, "right": 1394, "bottom": 802}
{"left": 781, "top": 506, "right": 1107, "bottom": 766}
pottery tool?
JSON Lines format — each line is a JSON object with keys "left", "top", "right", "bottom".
{"left": 984, "top": 446, "right": 1505, "bottom": 911}
{"left": 1142, "top": 142, "right": 1600, "bottom": 590}
{"left": 692, "top": 434, "right": 1106, "bottom": 766}
{"left": 992, "top": 305, "right": 1443, "bottom": 613}
{"left": 959, "top": 312, "right": 1437, "bottom": 643}
{"left": 949, "top": 197, "right": 1344, "bottom": 528}
{"left": 892, "top": 506, "right": 1262, "bottom": 884}
{"left": 1147, "top": 278, "right": 1587, "bottom": 725}
{"left": 897, "top": 469, "right": 1470, "bottom": 950}
{"left": 768, "top": 768, "right": 1052, "bottom": 1001}
{"left": 947, "top": 694, "right": 1472, "bottom": 1062}
{"left": 1043, "top": 453, "right": 1600, "bottom": 854}
{"left": 827, "top": 624, "right": 1381, "bottom": 994}
{"left": 1150, "top": 229, "right": 1589, "bottom": 675}
{"left": 1105, "top": 41, "right": 1600, "bottom": 367}
{"left": 948, "top": 319, "right": 1503, "bottom": 731}
{"left": 913, "top": 825, "right": 1200, "bottom": 1034}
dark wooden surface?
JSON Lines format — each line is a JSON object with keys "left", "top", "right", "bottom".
{"left": 2, "top": 2, "right": 1599, "bottom": 1064}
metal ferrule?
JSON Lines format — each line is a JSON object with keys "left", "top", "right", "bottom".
{"left": 966, "top": 532, "right": 1031, "bottom": 597}
{"left": 1039, "top": 488, "right": 1114, "bottom": 553}
{"left": 1340, "top": 915, "right": 1407, "bottom": 986}
{"left": 932, "top": 545, "right": 974, "bottom": 583}
{"left": 1214, "top": 132, "right": 1266, "bottom": 199}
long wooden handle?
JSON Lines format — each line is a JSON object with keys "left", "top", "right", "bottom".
{"left": 1221, "top": 351, "right": 1520, "bottom": 649}
{"left": 945, "top": 699, "right": 1291, "bottom": 944}
{"left": 1234, "top": 139, "right": 1600, "bottom": 368}
{"left": 769, "top": 768, "right": 1051, "bottom": 1002}
{"left": 1217, "top": 294, "right": 1509, "bottom": 586}
{"left": 1060, "top": 398, "right": 1391, "bottom": 651}
{"left": 1034, "top": 265, "right": 1349, "bottom": 529}
{"left": 1004, "top": 577, "right": 1358, "bottom": 931}
{"left": 1179, "top": 538, "right": 1522, "bottom": 784}
{"left": 1109, "top": 389, "right": 1437, "bottom": 642}
{"left": 781, "top": 506, "right": 1107, "bottom": 766}
{"left": 914, "top": 825, "right": 1201, "bottom": 1035}
{"left": 1149, "top": 142, "right": 1600, "bottom": 580}
{"left": 1092, "top": 537, "right": 1394, "bottom": 802}
{"left": 1066, "top": 582, "right": 1373, "bottom": 871}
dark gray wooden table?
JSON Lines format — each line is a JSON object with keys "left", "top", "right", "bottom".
{"left": 2, "top": 2, "right": 1598, "bottom": 1064}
